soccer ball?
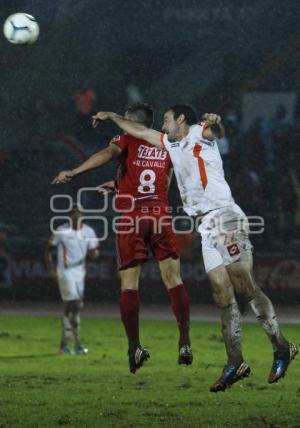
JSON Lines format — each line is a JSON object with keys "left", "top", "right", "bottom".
{"left": 3, "top": 13, "right": 39, "bottom": 45}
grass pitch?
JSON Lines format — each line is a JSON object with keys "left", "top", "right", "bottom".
{"left": 0, "top": 315, "right": 299, "bottom": 428}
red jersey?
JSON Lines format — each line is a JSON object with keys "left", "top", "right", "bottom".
{"left": 112, "top": 134, "right": 172, "bottom": 209}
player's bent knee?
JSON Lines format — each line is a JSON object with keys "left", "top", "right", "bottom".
{"left": 213, "top": 289, "right": 235, "bottom": 307}
{"left": 69, "top": 299, "right": 80, "bottom": 313}
{"left": 208, "top": 265, "right": 235, "bottom": 307}
{"left": 211, "top": 281, "right": 235, "bottom": 307}
{"left": 247, "top": 285, "right": 268, "bottom": 303}
{"left": 160, "top": 270, "right": 178, "bottom": 289}
{"left": 159, "top": 258, "right": 182, "bottom": 290}
{"left": 120, "top": 265, "right": 141, "bottom": 290}
{"left": 227, "top": 262, "right": 256, "bottom": 300}
{"left": 64, "top": 299, "right": 79, "bottom": 315}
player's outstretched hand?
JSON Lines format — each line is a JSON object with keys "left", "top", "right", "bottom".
{"left": 92, "top": 111, "right": 112, "bottom": 128}
{"left": 202, "top": 113, "right": 221, "bottom": 125}
{"left": 96, "top": 180, "right": 116, "bottom": 194}
{"left": 52, "top": 170, "right": 74, "bottom": 184}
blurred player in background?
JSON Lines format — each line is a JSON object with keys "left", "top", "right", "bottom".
{"left": 45, "top": 205, "right": 99, "bottom": 354}
{"left": 52, "top": 104, "right": 192, "bottom": 373}
{"left": 92, "top": 106, "right": 298, "bottom": 391}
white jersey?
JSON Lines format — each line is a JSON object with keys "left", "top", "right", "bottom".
{"left": 49, "top": 223, "right": 98, "bottom": 273}
{"left": 162, "top": 123, "right": 233, "bottom": 216}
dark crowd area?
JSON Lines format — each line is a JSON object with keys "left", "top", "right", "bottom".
{"left": 0, "top": 0, "right": 300, "bottom": 301}
{"left": 1, "top": 95, "right": 300, "bottom": 256}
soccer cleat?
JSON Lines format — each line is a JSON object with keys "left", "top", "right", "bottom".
{"left": 59, "top": 344, "right": 74, "bottom": 355}
{"left": 128, "top": 345, "right": 150, "bottom": 374}
{"left": 178, "top": 344, "right": 193, "bottom": 365}
{"left": 268, "top": 342, "right": 298, "bottom": 384}
{"left": 74, "top": 343, "right": 88, "bottom": 355}
{"left": 210, "top": 361, "right": 251, "bottom": 392}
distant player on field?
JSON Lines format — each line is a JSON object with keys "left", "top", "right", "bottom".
{"left": 92, "top": 106, "right": 298, "bottom": 390}
{"left": 45, "top": 205, "right": 99, "bottom": 354}
{"left": 52, "top": 104, "right": 192, "bottom": 373}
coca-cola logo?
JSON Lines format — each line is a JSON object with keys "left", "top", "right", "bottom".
{"left": 268, "top": 259, "right": 300, "bottom": 290}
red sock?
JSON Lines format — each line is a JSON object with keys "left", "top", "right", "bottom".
{"left": 120, "top": 289, "right": 140, "bottom": 351}
{"left": 168, "top": 284, "right": 190, "bottom": 346}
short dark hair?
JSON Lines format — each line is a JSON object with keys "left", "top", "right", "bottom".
{"left": 168, "top": 105, "right": 198, "bottom": 125}
{"left": 125, "top": 103, "right": 154, "bottom": 128}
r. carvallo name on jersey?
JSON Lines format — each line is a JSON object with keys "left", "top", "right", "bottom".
{"left": 133, "top": 159, "right": 166, "bottom": 168}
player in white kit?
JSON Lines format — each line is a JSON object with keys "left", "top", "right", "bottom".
{"left": 92, "top": 106, "right": 298, "bottom": 391}
{"left": 46, "top": 206, "right": 99, "bottom": 354}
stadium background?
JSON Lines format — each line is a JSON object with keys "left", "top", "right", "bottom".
{"left": 0, "top": 0, "right": 300, "bottom": 307}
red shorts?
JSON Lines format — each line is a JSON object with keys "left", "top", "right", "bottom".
{"left": 115, "top": 207, "right": 179, "bottom": 270}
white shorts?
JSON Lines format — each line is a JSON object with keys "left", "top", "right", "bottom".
{"left": 198, "top": 203, "right": 253, "bottom": 273}
{"left": 57, "top": 266, "right": 86, "bottom": 302}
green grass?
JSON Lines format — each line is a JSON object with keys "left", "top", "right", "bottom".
{"left": 0, "top": 315, "right": 299, "bottom": 428}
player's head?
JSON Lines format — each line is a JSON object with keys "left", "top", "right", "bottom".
{"left": 162, "top": 105, "right": 198, "bottom": 141}
{"left": 124, "top": 103, "right": 154, "bottom": 128}
{"left": 70, "top": 204, "right": 82, "bottom": 228}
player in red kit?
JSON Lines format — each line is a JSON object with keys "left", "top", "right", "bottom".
{"left": 52, "top": 104, "right": 192, "bottom": 373}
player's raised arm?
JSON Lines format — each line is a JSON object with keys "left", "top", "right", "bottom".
{"left": 92, "top": 111, "right": 162, "bottom": 148}
{"left": 51, "top": 144, "right": 121, "bottom": 184}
